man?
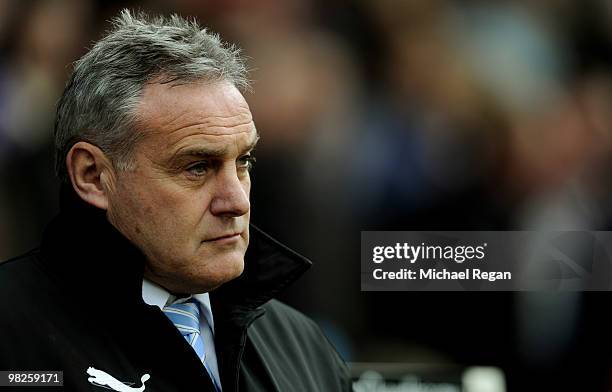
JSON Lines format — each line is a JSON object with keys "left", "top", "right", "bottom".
{"left": 0, "top": 10, "right": 350, "bottom": 392}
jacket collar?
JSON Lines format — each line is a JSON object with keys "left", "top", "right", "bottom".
{"left": 39, "top": 185, "right": 311, "bottom": 316}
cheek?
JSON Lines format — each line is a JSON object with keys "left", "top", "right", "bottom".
{"left": 142, "top": 191, "right": 202, "bottom": 232}
{"left": 110, "top": 190, "right": 156, "bottom": 239}
{"left": 146, "top": 191, "right": 217, "bottom": 252}
{"left": 112, "top": 180, "right": 194, "bottom": 236}
{"left": 111, "top": 168, "right": 217, "bottom": 247}
{"left": 119, "top": 193, "right": 203, "bottom": 259}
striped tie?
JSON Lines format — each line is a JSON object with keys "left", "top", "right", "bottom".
{"left": 163, "top": 299, "right": 221, "bottom": 391}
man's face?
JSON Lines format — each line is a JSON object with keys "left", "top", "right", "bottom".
{"left": 106, "top": 80, "right": 258, "bottom": 294}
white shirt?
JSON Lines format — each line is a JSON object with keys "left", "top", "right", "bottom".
{"left": 142, "top": 278, "right": 222, "bottom": 389}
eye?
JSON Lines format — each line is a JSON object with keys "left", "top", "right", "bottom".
{"left": 186, "top": 161, "right": 210, "bottom": 177}
{"left": 237, "top": 154, "right": 256, "bottom": 171}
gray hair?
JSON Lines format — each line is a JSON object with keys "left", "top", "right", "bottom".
{"left": 54, "top": 9, "right": 250, "bottom": 182}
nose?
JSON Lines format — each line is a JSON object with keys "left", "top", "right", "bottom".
{"left": 210, "top": 166, "right": 250, "bottom": 218}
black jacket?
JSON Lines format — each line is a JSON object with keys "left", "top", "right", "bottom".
{"left": 0, "top": 188, "right": 351, "bottom": 391}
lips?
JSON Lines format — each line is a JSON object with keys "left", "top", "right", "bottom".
{"left": 203, "top": 232, "right": 242, "bottom": 242}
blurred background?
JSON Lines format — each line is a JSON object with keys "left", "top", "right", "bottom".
{"left": 2, "top": 0, "right": 612, "bottom": 390}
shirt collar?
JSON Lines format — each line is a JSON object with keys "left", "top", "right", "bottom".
{"left": 142, "top": 278, "right": 216, "bottom": 332}
{"left": 142, "top": 278, "right": 171, "bottom": 309}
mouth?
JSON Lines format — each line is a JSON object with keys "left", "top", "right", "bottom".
{"left": 203, "top": 232, "right": 242, "bottom": 243}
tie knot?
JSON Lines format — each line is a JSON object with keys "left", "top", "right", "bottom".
{"left": 163, "top": 299, "right": 201, "bottom": 335}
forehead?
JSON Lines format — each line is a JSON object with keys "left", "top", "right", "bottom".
{"left": 135, "top": 80, "right": 256, "bottom": 150}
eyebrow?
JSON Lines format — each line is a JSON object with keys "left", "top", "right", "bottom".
{"left": 172, "top": 133, "right": 260, "bottom": 161}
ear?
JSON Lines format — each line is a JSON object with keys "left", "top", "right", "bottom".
{"left": 66, "top": 142, "right": 115, "bottom": 210}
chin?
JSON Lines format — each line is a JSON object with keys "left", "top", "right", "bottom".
{"left": 147, "top": 250, "right": 246, "bottom": 294}
{"left": 190, "top": 253, "right": 246, "bottom": 292}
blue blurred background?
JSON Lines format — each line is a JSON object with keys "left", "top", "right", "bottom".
{"left": 3, "top": 0, "right": 612, "bottom": 390}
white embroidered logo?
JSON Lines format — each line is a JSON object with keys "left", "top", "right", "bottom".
{"left": 86, "top": 367, "right": 150, "bottom": 392}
